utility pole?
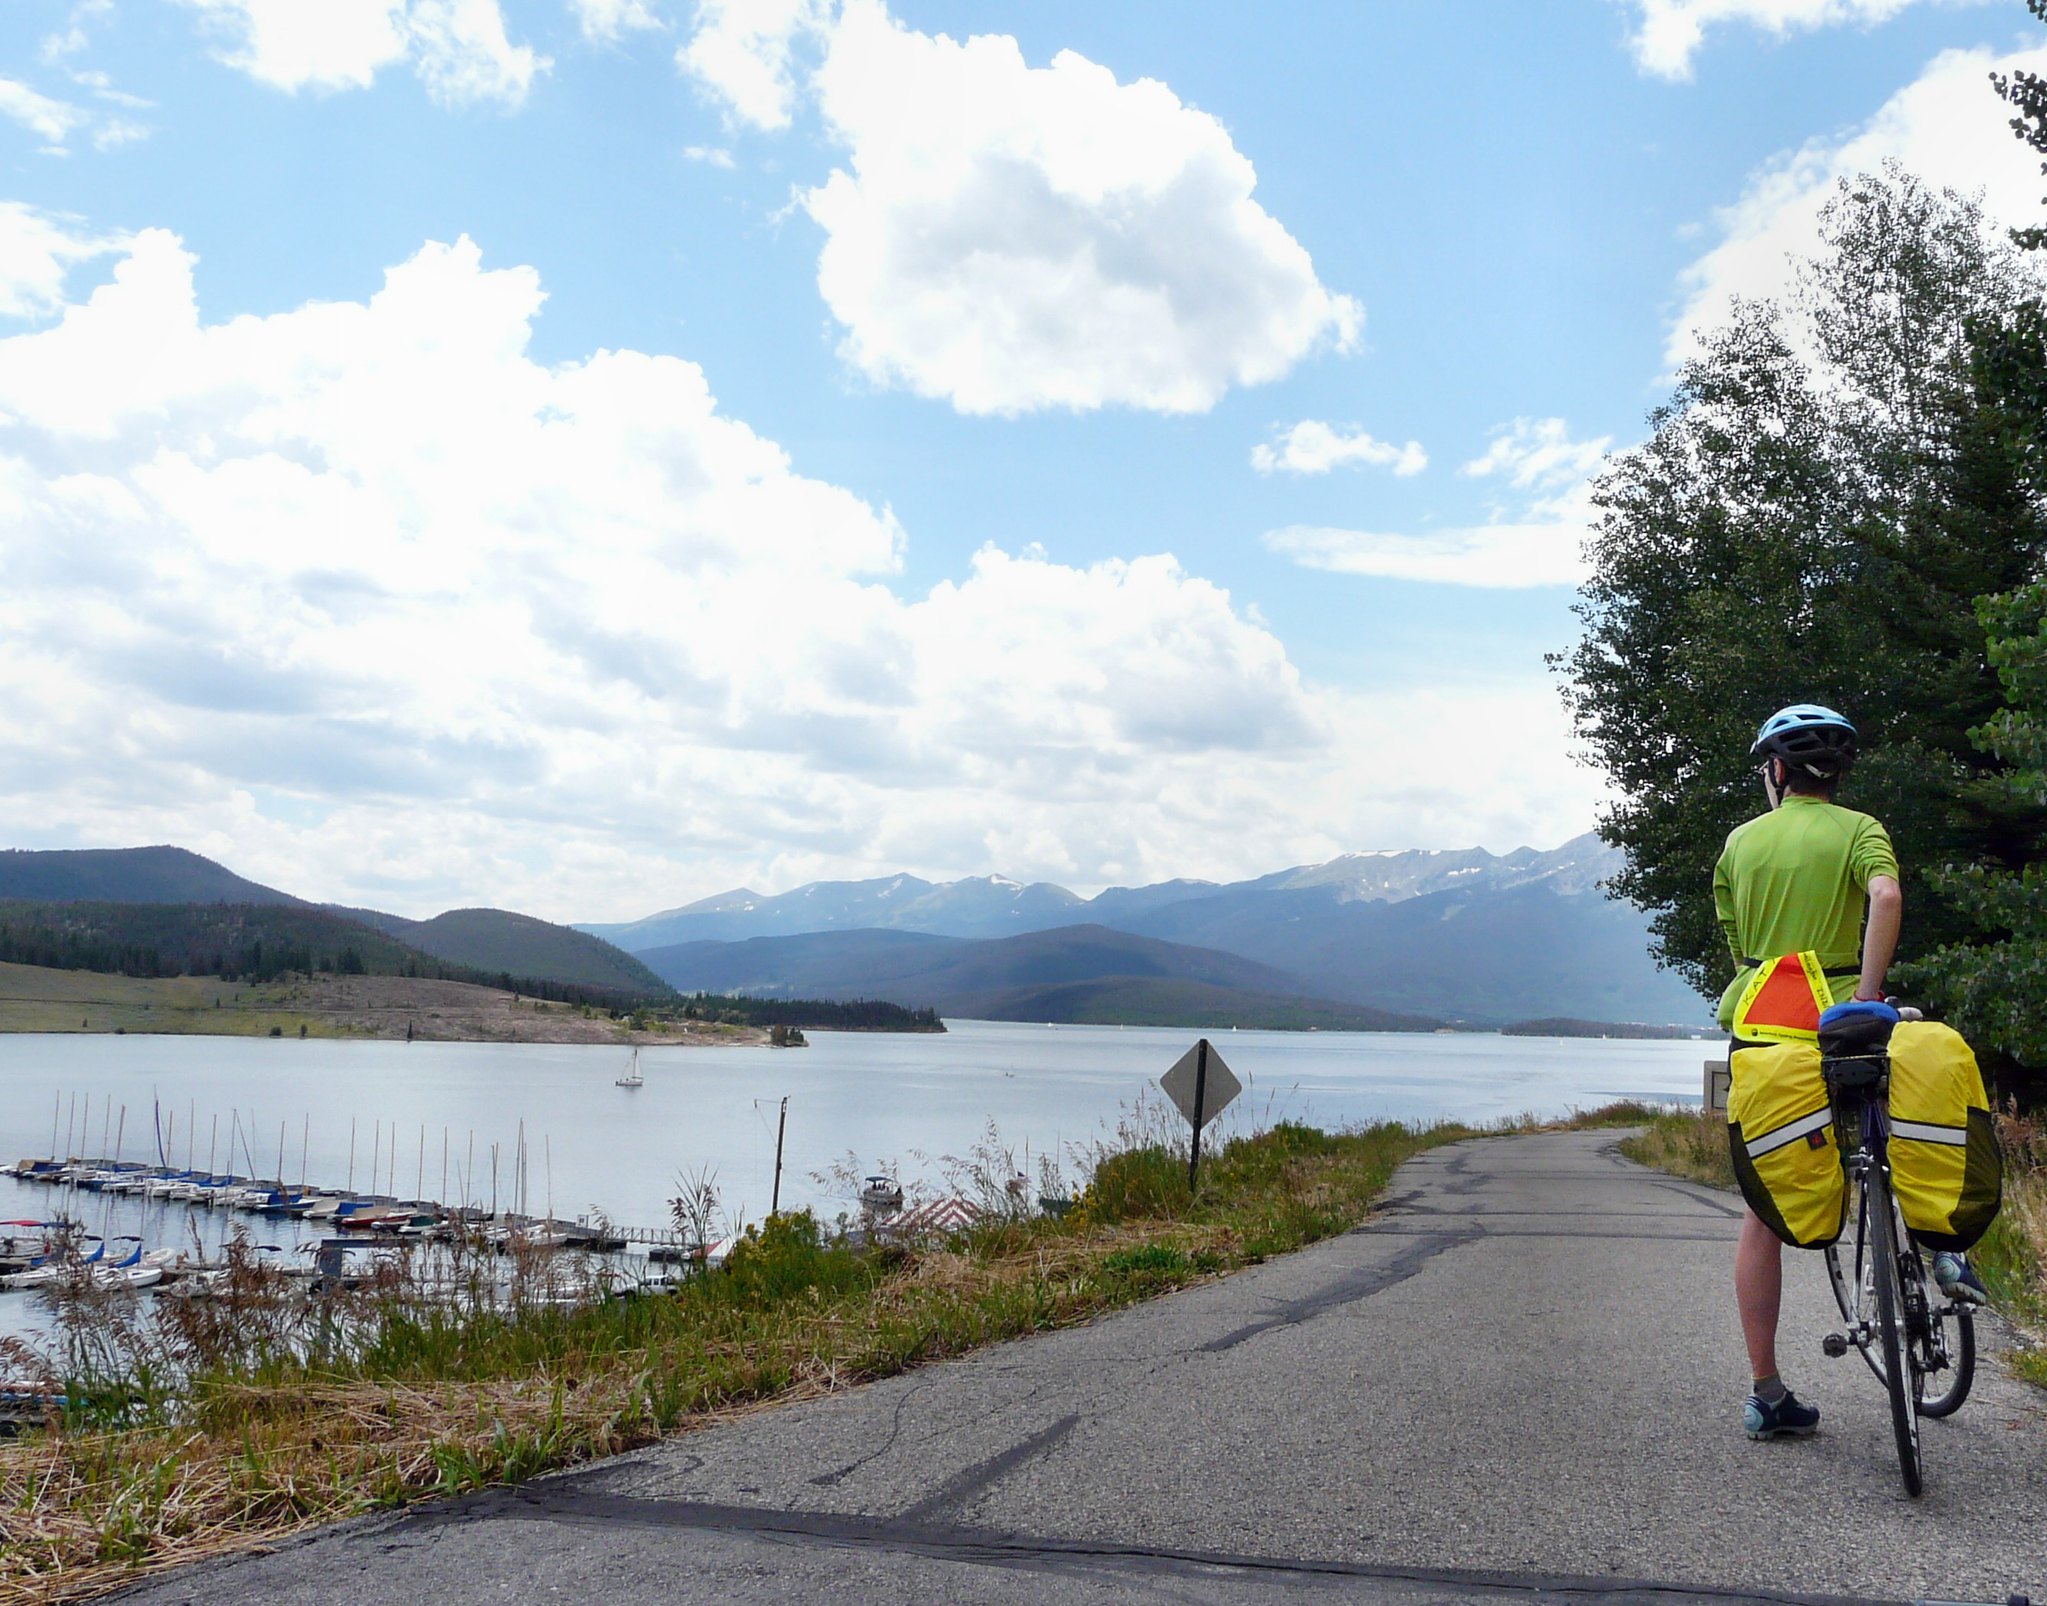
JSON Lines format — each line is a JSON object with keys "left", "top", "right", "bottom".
{"left": 770, "top": 1097, "right": 788, "bottom": 1216}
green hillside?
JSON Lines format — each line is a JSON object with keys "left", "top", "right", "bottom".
{"left": 0, "top": 847, "right": 671, "bottom": 1003}
{"left": 389, "top": 908, "right": 670, "bottom": 996}
{"left": 0, "top": 900, "right": 660, "bottom": 1007}
{"left": 0, "top": 846, "right": 298, "bottom": 905}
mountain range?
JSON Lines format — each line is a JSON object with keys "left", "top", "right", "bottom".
{"left": 1, "top": 837, "right": 1714, "bottom": 1029}
{"left": 587, "top": 835, "right": 1712, "bottom": 1027}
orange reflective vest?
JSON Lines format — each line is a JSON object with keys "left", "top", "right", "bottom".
{"left": 1730, "top": 951, "right": 1836, "bottom": 1046}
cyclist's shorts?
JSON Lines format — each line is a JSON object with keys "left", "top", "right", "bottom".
{"left": 1728, "top": 1037, "right": 1844, "bottom": 1248}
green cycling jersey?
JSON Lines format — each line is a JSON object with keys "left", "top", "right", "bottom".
{"left": 1712, "top": 793, "right": 1898, "bottom": 1031}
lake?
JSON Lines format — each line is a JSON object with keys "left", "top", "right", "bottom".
{"left": 0, "top": 1021, "right": 1711, "bottom": 1249}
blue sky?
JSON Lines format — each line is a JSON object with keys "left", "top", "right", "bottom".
{"left": 1, "top": 0, "right": 2043, "bottom": 920}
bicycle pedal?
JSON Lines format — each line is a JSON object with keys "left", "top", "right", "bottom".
{"left": 1821, "top": 1332, "right": 1850, "bottom": 1358}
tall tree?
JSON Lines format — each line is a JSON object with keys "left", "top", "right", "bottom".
{"left": 1556, "top": 166, "right": 2047, "bottom": 1038}
{"left": 1902, "top": 24, "right": 2047, "bottom": 1072}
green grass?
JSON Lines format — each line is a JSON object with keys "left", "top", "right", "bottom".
{"left": 0, "top": 962, "right": 353, "bottom": 1039}
{"left": 1615, "top": 1107, "right": 1738, "bottom": 1189}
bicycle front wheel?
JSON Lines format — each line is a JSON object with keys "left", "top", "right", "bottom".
{"left": 1866, "top": 1168, "right": 1922, "bottom": 1496}
{"left": 1825, "top": 1180, "right": 1887, "bottom": 1388}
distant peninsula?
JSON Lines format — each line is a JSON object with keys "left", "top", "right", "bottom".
{"left": 0, "top": 845, "right": 946, "bottom": 1042}
{"left": 1500, "top": 1017, "right": 1710, "bottom": 1040}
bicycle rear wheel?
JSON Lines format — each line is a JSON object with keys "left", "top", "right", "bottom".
{"left": 1919, "top": 1303, "right": 1975, "bottom": 1418}
{"left": 1866, "top": 1168, "right": 1922, "bottom": 1496}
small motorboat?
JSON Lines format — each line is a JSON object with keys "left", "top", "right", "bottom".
{"left": 858, "top": 1175, "right": 904, "bottom": 1214}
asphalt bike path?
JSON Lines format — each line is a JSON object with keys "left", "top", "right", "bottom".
{"left": 115, "top": 1131, "right": 2047, "bottom": 1605}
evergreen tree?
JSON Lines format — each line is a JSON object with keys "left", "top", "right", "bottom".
{"left": 1557, "top": 168, "right": 2047, "bottom": 1033}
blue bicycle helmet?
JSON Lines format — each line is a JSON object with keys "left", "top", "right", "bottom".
{"left": 1752, "top": 703, "right": 1858, "bottom": 777}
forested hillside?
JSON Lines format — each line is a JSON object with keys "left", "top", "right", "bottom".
{"left": 0, "top": 846, "right": 298, "bottom": 906}
{"left": 0, "top": 901, "right": 664, "bottom": 1008}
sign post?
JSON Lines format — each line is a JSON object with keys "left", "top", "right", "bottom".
{"left": 1160, "top": 1038, "right": 1242, "bottom": 1194}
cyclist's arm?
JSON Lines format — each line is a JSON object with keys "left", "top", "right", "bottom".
{"left": 1712, "top": 849, "right": 1741, "bottom": 964}
{"left": 1855, "top": 873, "right": 1902, "bottom": 1001}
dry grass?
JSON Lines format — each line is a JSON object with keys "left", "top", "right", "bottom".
{"left": 1974, "top": 1104, "right": 2047, "bottom": 1386}
{"left": 0, "top": 1116, "right": 1472, "bottom": 1604}
{"left": 1616, "top": 1108, "right": 1738, "bottom": 1189}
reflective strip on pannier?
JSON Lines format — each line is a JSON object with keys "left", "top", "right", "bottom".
{"left": 1744, "top": 1107, "right": 1832, "bottom": 1159}
{"left": 1727, "top": 1039, "right": 1844, "bottom": 1249}
{"left": 1886, "top": 1021, "right": 2002, "bottom": 1253}
{"left": 1890, "top": 1118, "right": 1965, "bottom": 1147}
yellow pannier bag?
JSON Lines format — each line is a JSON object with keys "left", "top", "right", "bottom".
{"left": 1728, "top": 1039, "right": 1844, "bottom": 1248}
{"left": 1886, "top": 1021, "right": 2002, "bottom": 1253}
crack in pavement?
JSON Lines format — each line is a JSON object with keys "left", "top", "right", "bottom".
{"left": 428, "top": 1489, "right": 1902, "bottom": 1606}
{"left": 1201, "top": 1229, "right": 1481, "bottom": 1353}
{"left": 1638, "top": 1180, "right": 1745, "bottom": 1220}
{"left": 897, "top": 1413, "right": 1082, "bottom": 1524}
{"left": 1361, "top": 1227, "right": 1732, "bottom": 1243}
{"left": 808, "top": 1376, "right": 931, "bottom": 1487}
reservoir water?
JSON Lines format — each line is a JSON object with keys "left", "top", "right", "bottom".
{"left": 0, "top": 1021, "right": 1710, "bottom": 1245}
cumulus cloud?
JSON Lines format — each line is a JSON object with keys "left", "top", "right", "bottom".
{"left": 575, "top": 0, "right": 666, "bottom": 43}
{"left": 798, "top": 0, "right": 1359, "bottom": 416}
{"left": 677, "top": 0, "right": 829, "bottom": 130}
{"left": 0, "top": 77, "right": 92, "bottom": 150}
{"left": 0, "top": 202, "right": 127, "bottom": 318}
{"left": 1670, "top": 42, "right": 2047, "bottom": 362}
{"left": 0, "top": 221, "right": 1550, "bottom": 918}
{"left": 179, "top": 0, "right": 546, "bottom": 108}
{"left": 1265, "top": 429, "right": 1604, "bottom": 588}
{"left": 1251, "top": 421, "right": 1426, "bottom": 477}
{"left": 1628, "top": 0, "right": 1929, "bottom": 80}
{"left": 1263, "top": 513, "right": 1591, "bottom": 590}
{"left": 1461, "top": 417, "right": 1610, "bottom": 491}
{"left": 41, "top": 0, "right": 113, "bottom": 64}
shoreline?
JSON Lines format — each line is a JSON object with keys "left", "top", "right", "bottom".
{"left": 0, "top": 962, "right": 766, "bottom": 1047}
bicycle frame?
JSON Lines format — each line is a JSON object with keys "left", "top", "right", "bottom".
{"left": 1831, "top": 1082, "right": 1956, "bottom": 1375}
{"left": 1821, "top": 1054, "right": 1978, "bottom": 1496}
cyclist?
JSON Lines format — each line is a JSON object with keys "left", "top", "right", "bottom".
{"left": 1713, "top": 704, "right": 1911, "bottom": 1439}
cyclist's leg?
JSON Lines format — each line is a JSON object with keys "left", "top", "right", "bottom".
{"left": 1736, "top": 1205, "right": 1784, "bottom": 1380}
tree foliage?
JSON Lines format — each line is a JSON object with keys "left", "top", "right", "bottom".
{"left": 1556, "top": 167, "right": 2047, "bottom": 1042}
{"left": 1913, "top": 583, "right": 2047, "bottom": 1062}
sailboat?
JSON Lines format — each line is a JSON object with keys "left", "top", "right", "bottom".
{"left": 615, "top": 1048, "right": 644, "bottom": 1089}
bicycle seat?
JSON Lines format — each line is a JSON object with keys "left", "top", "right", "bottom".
{"left": 1818, "top": 998, "right": 1898, "bottom": 1060}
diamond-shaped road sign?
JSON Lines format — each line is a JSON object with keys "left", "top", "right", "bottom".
{"left": 1160, "top": 1038, "right": 1241, "bottom": 1131}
